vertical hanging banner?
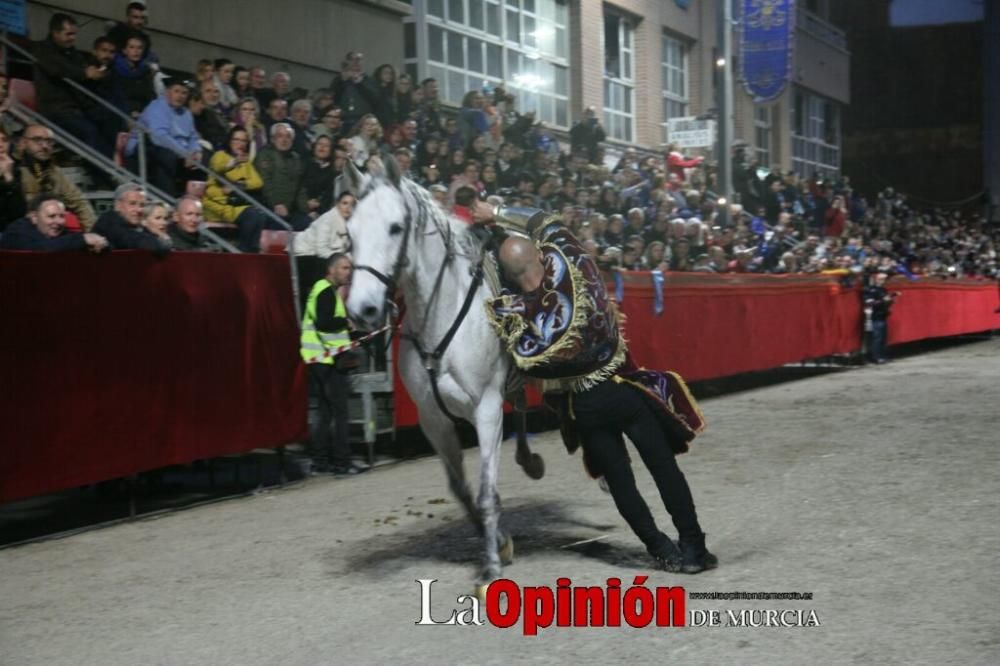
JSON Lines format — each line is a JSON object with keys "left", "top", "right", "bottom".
{"left": 740, "top": 0, "right": 796, "bottom": 103}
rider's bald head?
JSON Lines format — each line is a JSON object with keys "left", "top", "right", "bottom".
{"left": 500, "top": 236, "right": 545, "bottom": 293}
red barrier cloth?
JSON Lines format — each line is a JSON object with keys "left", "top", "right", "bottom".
{"left": 0, "top": 252, "right": 307, "bottom": 503}
{"left": 390, "top": 273, "right": 998, "bottom": 424}
{"left": 888, "top": 279, "right": 1000, "bottom": 344}
{"left": 616, "top": 272, "right": 862, "bottom": 381}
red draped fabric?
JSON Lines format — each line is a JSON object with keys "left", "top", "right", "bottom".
{"left": 391, "top": 272, "right": 998, "bottom": 426}
{"left": 0, "top": 252, "right": 307, "bottom": 503}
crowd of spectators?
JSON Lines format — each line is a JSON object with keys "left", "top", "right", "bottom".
{"left": 0, "top": 3, "right": 996, "bottom": 284}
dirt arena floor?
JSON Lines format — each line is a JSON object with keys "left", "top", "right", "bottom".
{"left": 1, "top": 339, "right": 998, "bottom": 665}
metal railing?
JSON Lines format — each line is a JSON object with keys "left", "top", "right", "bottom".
{"left": 1, "top": 31, "right": 302, "bottom": 318}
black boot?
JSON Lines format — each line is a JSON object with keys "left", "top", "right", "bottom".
{"left": 678, "top": 533, "right": 718, "bottom": 574}
{"left": 648, "top": 534, "right": 683, "bottom": 572}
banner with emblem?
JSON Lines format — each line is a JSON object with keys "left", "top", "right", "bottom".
{"left": 739, "top": 0, "right": 796, "bottom": 103}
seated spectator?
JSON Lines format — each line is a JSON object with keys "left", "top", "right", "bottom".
{"left": 232, "top": 97, "right": 267, "bottom": 157}
{"left": 257, "top": 71, "right": 292, "bottom": 109}
{"left": 0, "top": 194, "right": 108, "bottom": 252}
{"left": 107, "top": 2, "right": 155, "bottom": 61}
{"left": 0, "top": 72, "right": 25, "bottom": 137}
{"left": 262, "top": 98, "right": 289, "bottom": 133}
{"left": 393, "top": 147, "right": 414, "bottom": 179}
{"left": 249, "top": 67, "right": 268, "bottom": 101}
{"left": 670, "top": 238, "right": 693, "bottom": 271}
{"left": 346, "top": 114, "right": 383, "bottom": 168}
{"left": 19, "top": 124, "right": 98, "bottom": 230}
{"left": 93, "top": 183, "right": 169, "bottom": 252}
{"left": 212, "top": 59, "right": 238, "bottom": 112}
{"left": 289, "top": 99, "right": 316, "bottom": 159}
{"left": 254, "top": 123, "right": 308, "bottom": 230}
{"left": 292, "top": 190, "right": 355, "bottom": 259}
{"left": 194, "top": 59, "right": 215, "bottom": 85}
{"left": 643, "top": 240, "right": 667, "bottom": 270}
{"left": 298, "top": 135, "right": 337, "bottom": 222}
{"left": 33, "top": 13, "right": 118, "bottom": 157}
{"left": 169, "top": 195, "right": 212, "bottom": 251}
{"left": 0, "top": 125, "right": 26, "bottom": 232}
{"left": 111, "top": 34, "right": 156, "bottom": 116}
{"left": 128, "top": 78, "right": 202, "bottom": 196}
{"left": 142, "top": 200, "right": 173, "bottom": 246}
{"left": 203, "top": 126, "right": 266, "bottom": 252}
{"left": 310, "top": 88, "right": 336, "bottom": 122}
{"left": 189, "top": 89, "right": 228, "bottom": 152}
{"left": 312, "top": 105, "right": 344, "bottom": 143}
{"left": 429, "top": 183, "right": 448, "bottom": 208}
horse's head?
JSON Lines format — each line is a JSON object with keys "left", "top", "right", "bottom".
{"left": 344, "top": 156, "right": 410, "bottom": 330}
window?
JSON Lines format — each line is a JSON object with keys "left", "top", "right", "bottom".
{"left": 754, "top": 106, "right": 772, "bottom": 167}
{"left": 603, "top": 12, "right": 635, "bottom": 142}
{"left": 406, "top": 0, "right": 570, "bottom": 127}
{"left": 661, "top": 34, "right": 689, "bottom": 144}
{"left": 791, "top": 87, "right": 840, "bottom": 178}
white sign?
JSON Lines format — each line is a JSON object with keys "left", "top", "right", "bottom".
{"left": 667, "top": 117, "right": 716, "bottom": 149}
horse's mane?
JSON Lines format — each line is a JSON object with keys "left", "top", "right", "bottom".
{"left": 398, "top": 178, "right": 482, "bottom": 263}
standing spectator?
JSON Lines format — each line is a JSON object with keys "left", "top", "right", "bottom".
{"left": 569, "top": 106, "right": 606, "bottom": 164}
{"left": 346, "top": 114, "right": 382, "bottom": 168}
{"left": 825, "top": 194, "right": 848, "bottom": 238}
{"left": 232, "top": 97, "right": 267, "bottom": 157}
{"left": 300, "top": 253, "right": 368, "bottom": 476}
{"left": 0, "top": 194, "right": 107, "bottom": 252}
{"left": 458, "top": 90, "right": 489, "bottom": 147}
{"left": 297, "top": 135, "right": 337, "bottom": 221}
{"left": 107, "top": 2, "right": 155, "bottom": 61}
{"left": 863, "top": 269, "right": 899, "bottom": 364}
{"left": 32, "top": 13, "right": 117, "bottom": 157}
{"left": 665, "top": 142, "right": 704, "bottom": 183}
{"left": 128, "top": 78, "right": 202, "bottom": 197}
{"left": 0, "top": 125, "right": 26, "bottom": 232}
{"left": 19, "top": 124, "right": 97, "bottom": 230}
{"left": 371, "top": 64, "right": 397, "bottom": 128}
{"left": 169, "top": 195, "right": 212, "bottom": 251}
{"left": 414, "top": 77, "right": 443, "bottom": 138}
{"left": 293, "top": 190, "right": 355, "bottom": 260}
{"left": 212, "top": 59, "right": 238, "bottom": 112}
{"left": 288, "top": 99, "right": 316, "bottom": 159}
{"left": 394, "top": 73, "right": 415, "bottom": 123}
{"left": 93, "top": 183, "right": 169, "bottom": 252}
{"left": 249, "top": 67, "right": 268, "bottom": 99}
{"left": 255, "top": 123, "right": 307, "bottom": 230}
{"left": 232, "top": 66, "right": 252, "bottom": 100}
{"left": 111, "top": 35, "right": 156, "bottom": 116}
{"left": 333, "top": 52, "right": 377, "bottom": 129}
{"left": 203, "top": 126, "right": 266, "bottom": 252}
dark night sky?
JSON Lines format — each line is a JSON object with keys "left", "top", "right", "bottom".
{"left": 890, "top": 0, "right": 984, "bottom": 26}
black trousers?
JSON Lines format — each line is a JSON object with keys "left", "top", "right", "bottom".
{"left": 571, "top": 379, "right": 703, "bottom": 552}
{"left": 307, "top": 363, "right": 352, "bottom": 467}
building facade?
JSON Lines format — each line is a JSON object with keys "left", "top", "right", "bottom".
{"left": 403, "top": 0, "right": 849, "bottom": 177}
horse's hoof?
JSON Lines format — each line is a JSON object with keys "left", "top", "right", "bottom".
{"left": 499, "top": 535, "right": 515, "bottom": 565}
{"left": 520, "top": 453, "right": 545, "bottom": 480}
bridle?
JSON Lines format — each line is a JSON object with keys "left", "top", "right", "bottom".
{"left": 351, "top": 185, "right": 484, "bottom": 424}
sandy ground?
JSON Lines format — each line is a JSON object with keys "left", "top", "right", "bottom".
{"left": 1, "top": 339, "right": 999, "bottom": 665}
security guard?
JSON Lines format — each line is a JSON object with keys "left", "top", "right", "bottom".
{"left": 301, "top": 252, "right": 367, "bottom": 476}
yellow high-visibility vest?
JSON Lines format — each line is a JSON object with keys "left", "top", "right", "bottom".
{"left": 301, "top": 279, "right": 350, "bottom": 363}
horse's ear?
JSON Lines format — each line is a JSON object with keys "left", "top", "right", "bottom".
{"left": 344, "top": 159, "right": 366, "bottom": 197}
{"left": 384, "top": 153, "right": 403, "bottom": 190}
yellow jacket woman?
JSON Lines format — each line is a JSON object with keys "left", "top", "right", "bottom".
{"left": 203, "top": 127, "right": 264, "bottom": 224}
{"left": 200, "top": 126, "right": 266, "bottom": 252}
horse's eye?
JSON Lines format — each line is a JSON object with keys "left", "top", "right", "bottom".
{"left": 389, "top": 223, "right": 404, "bottom": 236}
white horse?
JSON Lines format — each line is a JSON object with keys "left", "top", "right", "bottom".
{"left": 343, "top": 158, "right": 537, "bottom": 587}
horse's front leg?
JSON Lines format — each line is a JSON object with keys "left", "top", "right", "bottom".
{"left": 474, "top": 394, "right": 507, "bottom": 588}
